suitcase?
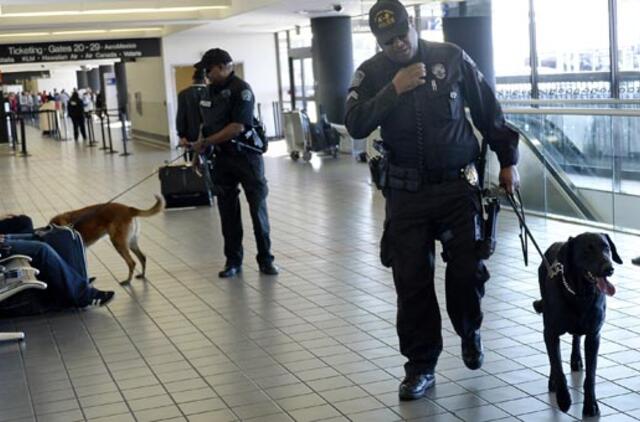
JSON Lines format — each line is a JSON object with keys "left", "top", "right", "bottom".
{"left": 159, "top": 163, "right": 214, "bottom": 208}
{"left": 36, "top": 224, "right": 89, "bottom": 281}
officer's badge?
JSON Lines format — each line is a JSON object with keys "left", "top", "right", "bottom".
{"left": 221, "top": 89, "right": 231, "bottom": 98}
{"left": 350, "top": 70, "right": 365, "bottom": 88}
{"left": 375, "top": 9, "right": 395, "bottom": 29}
{"left": 464, "top": 164, "right": 479, "bottom": 187}
{"left": 431, "top": 63, "right": 446, "bottom": 80}
{"left": 241, "top": 89, "right": 253, "bottom": 102}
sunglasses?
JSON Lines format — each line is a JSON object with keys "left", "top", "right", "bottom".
{"left": 382, "top": 32, "right": 410, "bottom": 46}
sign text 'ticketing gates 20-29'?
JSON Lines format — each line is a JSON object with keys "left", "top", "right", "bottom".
{"left": 0, "top": 38, "right": 161, "bottom": 64}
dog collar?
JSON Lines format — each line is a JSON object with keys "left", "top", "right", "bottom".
{"left": 549, "top": 261, "right": 576, "bottom": 296}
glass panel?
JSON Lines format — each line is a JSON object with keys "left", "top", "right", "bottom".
{"left": 419, "top": 3, "right": 443, "bottom": 42}
{"left": 303, "top": 58, "right": 315, "bottom": 99}
{"left": 352, "top": 32, "right": 378, "bottom": 69}
{"left": 492, "top": 0, "right": 531, "bottom": 100}
{"left": 292, "top": 59, "right": 303, "bottom": 110}
{"left": 277, "top": 31, "right": 291, "bottom": 111}
{"left": 535, "top": 0, "right": 611, "bottom": 98}
{"left": 290, "top": 26, "right": 312, "bottom": 49}
{"left": 617, "top": 0, "right": 640, "bottom": 72}
{"left": 507, "top": 110, "right": 616, "bottom": 227}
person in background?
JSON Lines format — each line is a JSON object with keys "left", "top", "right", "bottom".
{"left": 67, "top": 90, "right": 87, "bottom": 142}
{"left": 177, "top": 67, "right": 208, "bottom": 161}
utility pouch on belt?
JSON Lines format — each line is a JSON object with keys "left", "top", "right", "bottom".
{"left": 475, "top": 139, "right": 500, "bottom": 259}
{"left": 369, "top": 140, "right": 390, "bottom": 190}
{"left": 477, "top": 191, "right": 500, "bottom": 259}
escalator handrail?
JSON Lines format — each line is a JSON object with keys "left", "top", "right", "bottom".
{"left": 503, "top": 107, "right": 640, "bottom": 117}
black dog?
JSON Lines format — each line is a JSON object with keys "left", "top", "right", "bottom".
{"left": 533, "top": 232, "right": 622, "bottom": 417}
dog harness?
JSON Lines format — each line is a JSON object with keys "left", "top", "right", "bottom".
{"left": 549, "top": 261, "right": 576, "bottom": 296}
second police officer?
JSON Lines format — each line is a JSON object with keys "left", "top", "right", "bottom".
{"left": 192, "top": 48, "right": 278, "bottom": 278}
{"left": 345, "top": 0, "right": 520, "bottom": 400}
{"left": 177, "top": 67, "right": 208, "bottom": 161}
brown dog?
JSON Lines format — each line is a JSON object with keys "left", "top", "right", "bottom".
{"left": 50, "top": 195, "right": 165, "bottom": 284}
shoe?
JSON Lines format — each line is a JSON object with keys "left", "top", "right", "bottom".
{"left": 218, "top": 265, "right": 241, "bottom": 278}
{"left": 259, "top": 263, "right": 279, "bottom": 275}
{"left": 88, "top": 276, "right": 96, "bottom": 284}
{"left": 632, "top": 257, "right": 640, "bottom": 266}
{"left": 399, "top": 373, "right": 435, "bottom": 401}
{"left": 90, "top": 290, "right": 114, "bottom": 307}
{"left": 462, "top": 331, "right": 484, "bottom": 370}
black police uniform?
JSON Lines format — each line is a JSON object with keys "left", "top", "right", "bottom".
{"left": 67, "top": 95, "right": 87, "bottom": 141}
{"left": 200, "top": 72, "right": 274, "bottom": 268}
{"left": 176, "top": 82, "right": 208, "bottom": 160}
{"left": 345, "top": 39, "right": 519, "bottom": 376}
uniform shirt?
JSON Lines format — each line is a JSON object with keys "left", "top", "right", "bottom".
{"left": 345, "top": 39, "right": 518, "bottom": 171}
{"left": 176, "top": 83, "right": 208, "bottom": 143}
{"left": 200, "top": 72, "right": 255, "bottom": 155}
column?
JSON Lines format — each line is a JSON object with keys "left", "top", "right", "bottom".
{"left": 310, "top": 16, "right": 354, "bottom": 123}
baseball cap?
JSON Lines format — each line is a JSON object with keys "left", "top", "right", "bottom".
{"left": 369, "top": 0, "right": 410, "bottom": 44}
{"left": 195, "top": 48, "right": 233, "bottom": 70}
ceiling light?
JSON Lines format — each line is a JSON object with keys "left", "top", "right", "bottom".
{"left": 0, "top": 32, "right": 49, "bottom": 38}
{"left": 0, "top": 5, "right": 228, "bottom": 18}
{"left": 51, "top": 30, "right": 108, "bottom": 35}
{"left": 109, "top": 28, "right": 162, "bottom": 33}
{"left": 0, "top": 28, "right": 163, "bottom": 38}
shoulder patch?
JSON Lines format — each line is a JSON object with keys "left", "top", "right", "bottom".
{"left": 462, "top": 51, "right": 476, "bottom": 67}
{"left": 241, "top": 89, "right": 253, "bottom": 102}
{"left": 350, "top": 70, "right": 366, "bottom": 88}
{"left": 346, "top": 91, "right": 359, "bottom": 102}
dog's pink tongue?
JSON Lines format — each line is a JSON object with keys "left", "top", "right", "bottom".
{"left": 597, "top": 277, "right": 616, "bottom": 296}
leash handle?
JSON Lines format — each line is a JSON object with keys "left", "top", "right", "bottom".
{"left": 505, "top": 189, "right": 553, "bottom": 273}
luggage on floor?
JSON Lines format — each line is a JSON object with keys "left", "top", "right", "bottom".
{"left": 159, "top": 161, "right": 214, "bottom": 208}
{"left": 36, "top": 224, "right": 89, "bottom": 281}
{"left": 285, "top": 110, "right": 340, "bottom": 162}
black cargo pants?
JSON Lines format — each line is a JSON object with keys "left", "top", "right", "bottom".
{"left": 382, "top": 179, "right": 489, "bottom": 376}
{"left": 213, "top": 152, "right": 274, "bottom": 267}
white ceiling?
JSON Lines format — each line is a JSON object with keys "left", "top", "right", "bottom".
{"left": 0, "top": 0, "right": 441, "bottom": 43}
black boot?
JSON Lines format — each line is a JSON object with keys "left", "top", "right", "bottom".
{"left": 259, "top": 262, "right": 279, "bottom": 275}
{"left": 218, "top": 265, "right": 242, "bottom": 278}
{"left": 398, "top": 373, "right": 435, "bottom": 401}
{"left": 462, "top": 331, "right": 484, "bottom": 370}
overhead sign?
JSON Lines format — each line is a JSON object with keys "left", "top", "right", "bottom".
{"left": 0, "top": 38, "right": 161, "bottom": 64}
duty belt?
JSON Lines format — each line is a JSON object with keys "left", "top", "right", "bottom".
{"left": 388, "top": 163, "right": 476, "bottom": 191}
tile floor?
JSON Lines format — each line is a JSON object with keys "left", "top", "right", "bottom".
{"left": 1, "top": 125, "right": 640, "bottom": 421}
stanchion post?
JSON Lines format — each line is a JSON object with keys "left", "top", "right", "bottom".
{"left": 119, "top": 111, "right": 131, "bottom": 157}
{"left": 10, "top": 113, "right": 18, "bottom": 151}
{"left": 19, "top": 117, "right": 29, "bottom": 157}
{"left": 99, "top": 111, "right": 108, "bottom": 150}
{"left": 87, "top": 112, "right": 96, "bottom": 147}
{"left": 106, "top": 112, "right": 118, "bottom": 154}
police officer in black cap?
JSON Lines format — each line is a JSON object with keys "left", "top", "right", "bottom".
{"left": 345, "top": 0, "right": 520, "bottom": 400}
{"left": 176, "top": 67, "right": 208, "bottom": 161}
{"left": 191, "top": 48, "right": 278, "bottom": 278}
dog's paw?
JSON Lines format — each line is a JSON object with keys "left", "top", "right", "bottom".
{"left": 583, "top": 399, "right": 600, "bottom": 417}
{"left": 571, "top": 357, "right": 583, "bottom": 372}
{"left": 556, "top": 387, "right": 572, "bottom": 413}
{"left": 135, "top": 274, "right": 146, "bottom": 279}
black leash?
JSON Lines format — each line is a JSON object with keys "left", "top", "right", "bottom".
{"left": 504, "top": 188, "right": 553, "bottom": 272}
{"left": 68, "top": 152, "right": 187, "bottom": 228}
